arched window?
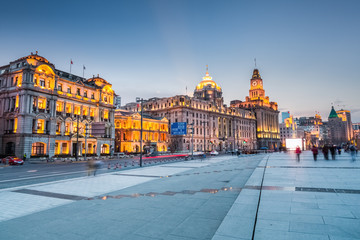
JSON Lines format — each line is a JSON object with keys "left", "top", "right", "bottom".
{"left": 32, "top": 142, "right": 45, "bottom": 155}
{"left": 101, "top": 144, "right": 109, "bottom": 154}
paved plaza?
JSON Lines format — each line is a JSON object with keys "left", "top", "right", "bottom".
{"left": 0, "top": 151, "right": 359, "bottom": 239}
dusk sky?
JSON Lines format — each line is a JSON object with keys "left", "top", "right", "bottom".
{"left": 1, "top": 0, "right": 359, "bottom": 121}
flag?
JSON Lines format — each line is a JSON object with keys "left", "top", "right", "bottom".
{"left": 83, "top": 65, "right": 86, "bottom": 70}
{"left": 71, "top": 59, "right": 73, "bottom": 65}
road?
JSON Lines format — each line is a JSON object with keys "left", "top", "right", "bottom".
{"left": 0, "top": 155, "right": 199, "bottom": 190}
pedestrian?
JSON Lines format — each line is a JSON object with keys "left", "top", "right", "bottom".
{"left": 311, "top": 145, "right": 318, "bottom": 161}
{"left": 337, "top": 146, "right": 341, "bottom": 155}
{"left": 330, "top": 145, "right": 336, "bottom": 160}
{"left": 23, "top": 153, "right": 27, "bottom": 162}
{"left": 87, "top": 158, "right": 95, "bottom": 176}
{"left": 237, "top": 150, "right": 240, "bottom": 157}
{"left": 295, "top": 146, "right": 301, "bottom": 162}
{"left": 349, "top": 144, "right": 356, "bottom": 161}
{"left": 322, "top": 145, "right": 329, "bottom": 160}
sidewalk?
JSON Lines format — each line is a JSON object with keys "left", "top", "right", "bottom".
{"left": 213, "top": 151, "right": 360, "bottom": 240}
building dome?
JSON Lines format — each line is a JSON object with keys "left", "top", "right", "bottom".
{"left": 195, "top": 67, "right": 221, "bottom": 91}
{"left": 16, "top": 52, "right": 50, "bottom": 64}
{"left": 85, "top": 75, "right": 111, "bottom": 87}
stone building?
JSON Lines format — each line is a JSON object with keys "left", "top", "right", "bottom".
{"left": 325, "top": 106, "right": 350, "bottom": 145}
{"left": 123, "top": 68, "right": 257, "bottom": 152}
{"left": 230, "top": 69, "right": 280, "bottom": 150}
{"left": 114, "top": 109, "right": 168, "bottom": 153}
{"left": 0, "top": 53, "right": 115, "bottom": 159}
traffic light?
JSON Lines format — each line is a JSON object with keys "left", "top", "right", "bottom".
{"left": 243, "top": 139, "right": 248, "bottom": 144}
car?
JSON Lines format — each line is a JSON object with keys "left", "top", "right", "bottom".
{"left": 2, "top": 156, "right": 24, "bottom": 165}
{"left": 117, "top": 153, "right": 126, "bottom": 158}
{"left": 210, "top": 150, "right": 219, "bottom": 156}
{"left": 192, "top": 151, "right": 204, "bottom": 156}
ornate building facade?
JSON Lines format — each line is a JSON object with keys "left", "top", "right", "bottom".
{"left": 0, "top": 53, "right": 115, "bottom": 159}
{"left": 326, "top": 106, "right": 348, "bottom": 145}
{"left": 123, "top": 68, "right": 257, "bottom": 152}
{"left": 114, "top": 109, "right": 168, "bottom": 153}
{"left": 230, "top": 69, "right": 280, "bottom": 149}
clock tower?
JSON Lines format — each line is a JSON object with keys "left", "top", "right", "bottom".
{"left": 249, "top": 69, "right": 265, "bottom": 100}
{"left": 230, "top": 68, "right": 280, "bottom": 150}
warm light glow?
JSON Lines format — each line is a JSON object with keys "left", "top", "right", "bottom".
{"left": 285, "top": 138, "right": 302, "bottom": 150}
{"left": 15, "top": 95, "right": 19, "bottom": 108}
{"left": 14, "top": 118, "right": 18, "bottom": 133}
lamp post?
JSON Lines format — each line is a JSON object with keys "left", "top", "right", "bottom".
{"left": 85, "top": 123, "right": 88, "bottom": 161}
{"left": 136, "top": 97, "right": 144, "bottom": 167}
{"left": 188, "top": 122, "right": 194, "bottom": 159}
{"left": 76, "top": 114, "right": 79, "bottom": 161}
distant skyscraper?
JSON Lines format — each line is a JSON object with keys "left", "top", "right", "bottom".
{"left": 281, "top": 112, "right": 290, "bottom": 123}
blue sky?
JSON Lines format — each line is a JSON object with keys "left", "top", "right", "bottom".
{"left": 1, "top": 0, "right": 360, "bottom": 121}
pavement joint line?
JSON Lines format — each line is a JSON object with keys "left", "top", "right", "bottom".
{"left": 243, "top": 185, "right": 360, "bottom": 194}
{"left": 88, "top": 186, "right": 243, "bottom": 200}
{"left": 258, "top": 166, "right": 360, "bottom": 169}
{"left": 13, "top": 189, "right": 87, "bottom": 200}
{"left": 159, "top": 166, "right": 198, "bottom": 168}
{"left": 113, "top": 173, "right": 162, "bottom": 178}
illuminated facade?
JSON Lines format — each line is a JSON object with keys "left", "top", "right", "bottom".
{"left": 336, "top": 109, "right": 353, "bottom": 142}
{"left": 0, "top": 53, "right": 115, "bottom": 158}
{"left": 231, "top": 69, "right": 280, "bottom": 149}
{"left": 295, "top": 114, "right": 323, "bottom": 147}
{"left": 279, "top": 115, "right": 298, "bottom": 146}
{"left": 123, "top": 68, "right": 257, "bottom": 152}
{"left": 114, "top": 109, "right": 168, "bottom": 153}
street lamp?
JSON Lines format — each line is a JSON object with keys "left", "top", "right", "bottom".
{"left": 76, "top": 114, "right": 79, "bottom": 161}
{"left": 85, "top": 123, "right": 88, "bottom": 161}
{"left": 136, "top": 97, "right": 144, "bottom": 167}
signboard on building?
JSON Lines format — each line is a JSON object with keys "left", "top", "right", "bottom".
{"left": 91, "top": 122, "right": 106, "bottom": 137}
{"left": 171, "top": 122, "right": 187, "bottom": 135}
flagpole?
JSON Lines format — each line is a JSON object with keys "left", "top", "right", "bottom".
{"left": 83, "top": 65, "right": 85, "bottom": 78}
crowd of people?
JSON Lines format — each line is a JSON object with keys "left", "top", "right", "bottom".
{"left": 303, "top": 144, "right": 358, "bottom": 161}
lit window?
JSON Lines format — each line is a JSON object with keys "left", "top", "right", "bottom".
{"left": 104, "top": 110, "right": 109, "bottom": 119}
{"left": 40, "top": 79, "right": 45, "bottom": 87}
{"left": 66, "top": 103, "right": 72, "bottom": 113}
{"left": 74, "top": 106, "right": 80, "bottom": 115}
{"left": 56, "top": 102, "right": 63, "bottom": 112}
{"left": 38, "top": 99, "right": 46, "bottom": 109}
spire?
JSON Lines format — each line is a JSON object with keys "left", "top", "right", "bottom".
{"left": 251, "top": 69, "right": 261, "bottom": 80}
{"left": 205, "top": 65, "right": 209, "bottom": 76}
{"left": 328, "top": 106, "right": 338, "bottom": 119}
